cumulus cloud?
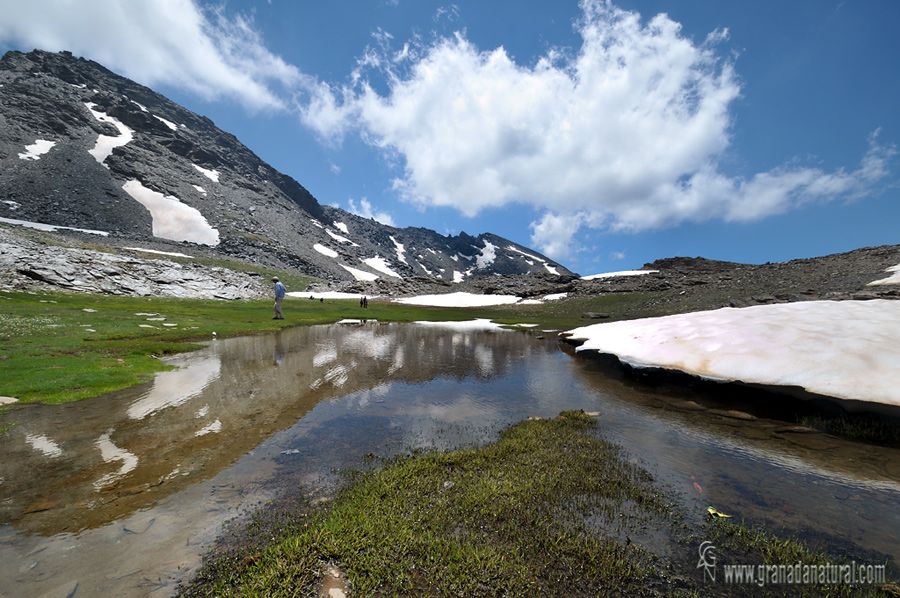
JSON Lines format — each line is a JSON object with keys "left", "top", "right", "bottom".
{"left": 0, "top": 0, "right": 302, "bottom": 111}
{"left": 302, "top": 0, "right": 895, "bottom": 261}
{"left": 348, "top": 197, "right": 396, "bottom": 227}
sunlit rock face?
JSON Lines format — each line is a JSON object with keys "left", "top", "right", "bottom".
{"left": 0, "top": 49, "right": 572, "bottom": 284}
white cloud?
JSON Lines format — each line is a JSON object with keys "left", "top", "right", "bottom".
{"left": 348, "top": 197, "right": 396, "bottom": 226}
{"left": 0, "top": 0, "right": 302, "bottom": 111}
{"left": 302, "top": 0, "right": 895, "bottom": 261}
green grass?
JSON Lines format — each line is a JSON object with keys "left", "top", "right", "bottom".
{"left": 0, "top": 281, "right": 678, "bottom": 405}
{"left": 0, "top": 290, "right": 496, "bottom": 404}
{"left": 180, "top": 411, "right": 674, "bottom": 597}
{"left": 706, "top": 518, "right": 896, "bottom": 597}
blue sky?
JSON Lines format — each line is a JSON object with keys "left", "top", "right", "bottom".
{"left": 1, "top": 0, "right": 897, "bottom": 275}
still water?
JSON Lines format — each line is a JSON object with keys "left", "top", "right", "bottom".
{"left": 1, "top": 321, "right": 898, "bottom": 596}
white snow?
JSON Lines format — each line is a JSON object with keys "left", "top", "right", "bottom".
{"left": 581, "top": 270, "right": 658, "bottom": 280}
{"left": 314, "top": 243, "right": 339, "bottom": 258}
{"left": 413, "top": 318, "right": 507, "bottom": 332}
{"left": 18, "top": 139, "right": 56, "bottom": 161}
{"left": 543, "top": 292, "right": 568, "bottom": 301}
{"left": 0, "top": 216, "right": 109, "bottom": 236}
{"left": 340, "top": 264, "right": 379, "bottom": 281}
{"left": 327, "top": 229, "right": 353, "bottom": 245}
{"left": 390, "top": 236, "right": 408, "bottom": 264}
{"left": 125, "top": 247, "right": 194, "bottom": 258}
{"left": 506, "top": 245, "right": 544, "bottom": 262}
{"left": 84, "top": 102, "right": 133, "bottom": 165}
{"left": 544, "top": 264, "right": 560, "bottom": 275}
{"left": 334, "top": 221, "right": 349, "bottom": 234}
{"left": 868, "top": 263, "right": 900, "bottom": 286}
{"left": 476, "top": 240, "right": 497, "bottom": 268}
{"left": 567, "top": 299, "right": 900, "bottom": 407}
{"left": 122, "top": 180, "right": 219, "bottom": 246}
{"left": 394, "top": 292, "right": 521, "bottom": 307}
{"left": 363, "top": 257, "right": 402, "bottom": 278}
{"left": 193, "top": 185, "right": 207, "bottom": 195}
{"left": 192, "top": 164, "right": 220, "bottom": 183}
{"left": 287, "top": 291, "right": 377, "bottom": 300}
{"left": 154, "top": 115, "right": 179, "bottom": 131}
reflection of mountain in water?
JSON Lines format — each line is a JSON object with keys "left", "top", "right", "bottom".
{"left": 0, "top": 322, "right": 543, "bottom": 535}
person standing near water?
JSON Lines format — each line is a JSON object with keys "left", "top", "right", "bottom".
{"left": 272, "top": 277, "right": 286, "bottom": 319}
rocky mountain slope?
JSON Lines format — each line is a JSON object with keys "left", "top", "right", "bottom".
{"left": 0, "top": 49, "right": 572, "bottom": 284}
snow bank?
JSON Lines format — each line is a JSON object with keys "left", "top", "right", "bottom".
{"left": 287, "top": 291, "right": 374, "bottom": 300}
{"left": 84, "top": 102, "right": 133, "bottom": 165}
{"left": 0, "top": 216, "right": 108, "bottom": 236}
{"left": 581, "top": 270, "right": 657, "bottom": 280}
{"left": 413, "top": 319, "right": 506, "bottom": 332}
{"left": 567, "top": 300, "right": 900, "bottom": 407}
{"left": 18, "top": 139, "right": 56, "bottom": 160}
{"left": 395, "top": 292, "right": 521, "bottom": 307}
{"left": 476, "top": 240, "right": 497, "bottom": 268}
{"left": 328, "top": 230, "right": 355, "bottom": 245}
{"left": 363, "top": 257, "right": 401, "bottom": 278}
{"left": 314, "top": 243, "right": 338, "bottom": 258}
{"left": 193, "top": 164, "right": 220, "bottom": 183}
{"left": 125, "top": 247, "right": 194, "bottom": 258}
{"left": 868, "top": 263, "right": 900, "bottom": 286}
{"left": 122, "top": 180, "right": 219, "bottom": 246}
{"left": 340, "top": 264, "right": 379, "bottom": 281}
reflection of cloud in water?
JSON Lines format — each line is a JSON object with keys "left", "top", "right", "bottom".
{"left": 341, "top": 328, "right": 395, "bottom": 360}
{"left": 324, "top": 364, "right": 353, "bottom": 388}
{"left": 388, "top": 345, "right": 405, "bottom": 375}
{"left": 313, "top": 340, "right": 338, "bottom": 367}
{"left": 474, "top": 345, "right": 494, "bottom": 375}
{"left": 93, "top": 431, "right": 139, "bottom": 489}
{"left": 352, "top": 383, "right": 393, "bottom": 409}
{"left": 195, "top": 419, "right": 222, "bottom": 437}
{"left": 25, "top": 433, "right": 63, "bottom": 458}
{"left": 127, "top": 354, "right": 221, "bottom": 419}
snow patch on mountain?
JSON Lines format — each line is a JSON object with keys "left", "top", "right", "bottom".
{"left": 18, "top": 139, "right": 56, "bottom": 161}
{"left": 84, "top": 102, "right": 133, "bottom": 166}
{"left": 363, "top": 257, "right": 401, "bottom": 278}
{"left": 314, "top": 243, "right": 338, "bottom": 258}
{"left": 340, "top": 264, "right": 379, "bottom": 281}
{"left": 122, "top": 180, "right": 219, "bottom": 246}
{"left": 192, "top": 164, "right": 220, "bottom": 183}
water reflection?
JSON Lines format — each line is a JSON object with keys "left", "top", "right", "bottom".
{"left": 0, "top": 321, "right": 898, "bottom": 597}
{"left": 0, "top": 322, "right": 538, "bottom": 538}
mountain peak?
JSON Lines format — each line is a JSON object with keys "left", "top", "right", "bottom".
{"left": 0, "top": 49, "right": 574, "bottom": 283}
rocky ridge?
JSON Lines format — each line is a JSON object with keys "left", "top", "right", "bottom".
{"left": 0, "top": 49, "right": 572, "bottom": 284}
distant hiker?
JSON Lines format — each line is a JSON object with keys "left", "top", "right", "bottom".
{"left": 363, "top": 296, "right": 368, "bottom": 309}
{"left": 272, "top": 277, "right": 286, "bottom": 319}
{"left": 360, "top": 296, "right": 364, "bottom": 308}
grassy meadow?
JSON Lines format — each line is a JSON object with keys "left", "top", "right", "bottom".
{"left": 0, "top": 280, "right": 677, "bottom": 405}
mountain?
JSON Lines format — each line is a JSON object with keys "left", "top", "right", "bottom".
{"left": 0, "top": 49, "right": 574, "bottom": 286}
